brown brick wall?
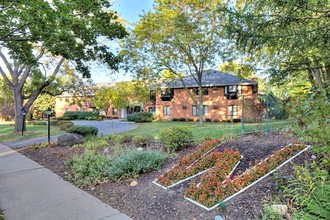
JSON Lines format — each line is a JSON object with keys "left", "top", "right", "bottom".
{"left": 154, "top": 85, "right": 257, "bottom": 121}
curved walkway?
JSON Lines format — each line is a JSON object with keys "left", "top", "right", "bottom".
{"left": 2, "top": 120, "right": 137, "bottom": 149}
{"left": 73, "top": 119, "right": 138, "bottom": 136}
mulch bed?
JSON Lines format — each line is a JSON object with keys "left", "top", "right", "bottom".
{"left": 20, "top": 132, "right": 311, "bottom": 220}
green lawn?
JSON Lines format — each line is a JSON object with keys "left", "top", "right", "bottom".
{"left": 123, "top": 120, "right": 292, "bottom": 141}
{"left": 0, "top": 122, "right": 64, "bottom": 142}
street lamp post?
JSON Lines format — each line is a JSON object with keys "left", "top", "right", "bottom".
{"left": 22, "top": 108, "right": 26, "bottom": 136}
{"left": 46, "top": 107, "right": 52, "bottom": 143}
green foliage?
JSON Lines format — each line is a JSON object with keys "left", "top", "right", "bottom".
{"left": 260, "top": 205, "right": 285, "bottom": 220}
{"left": 118, "top": 133, "right": 134, "bottom": 144}
{"left": 74, "top": 136, "right": 109, "bottom": 149}
{"left": 106, "top": 150, "right": 165, "bottom": 181}
{"left": 32, "top": 94, "right": 56, "bottom": 119}
{"left": 283, "top": 161, "right": 330, "bottom": 219}
{"left": 133, "top": 135, "right": 154, "bottom": 148}
{"left": 66, "top": 151, "right": 112, "bottom": 187}
{"left": 66, "top": 125, "right": 98, "bottom": 136}
{"left": 59, "top": 121, "right": 74, "bottom": 130}
{"left": 291, "top": 88, "right": 330, "bottom": 169}
{"left": 63, "top": 111, "right": 99, "bottom": 120}
{"left": 159, "top": 126, "right": 193, "bottom": 152}
{"left": 127, "top": 112, "right": 153, "bottom": 123}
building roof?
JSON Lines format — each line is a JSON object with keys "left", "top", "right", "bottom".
{"left": 166, "top": 70, "right": 257, "bottom": 88}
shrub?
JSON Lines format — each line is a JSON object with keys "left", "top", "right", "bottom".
{"left": 63, "top": 111, "right": 99, "bottom": 120}
{"left": 186, "top": 118, "right": 194, "bottom": 122}
{"left": 107, "top": 150, "right": 165, "bottom": 181}
{"left": 57, "top": 116, "right": 71, "bottom": 120}
{"left": 118, "top": 133, "right": 134, "bottom": 144}
{"left": 74, "top": 136, "right": 109, "bottom": 149}
{"left": 50, "top": 120, "right": 58, "bottom": 126}
{"left": 204, "top": 118, "right": 212, "bottom": 122}
{"left": 59, "top": 121, "right": 74, "bottom": 130}
{"left": 232, "top": 118, "right": 241, "bottom": 123}
{"left": 213, "top": 119, "right": 220, "bottom": 122}
{"left": 66, "top": 125, "right": 98, "bottom": 136}
{"left": 26, "top": 121, "right": 47, "bottom": 125}
{"left": 127, "top": 112, "right": 153, "bottom": 123}
{"left": 133, "top": 135, "right": 154, "bottom": 148}
{"left": 66, "top": 150, "right": 112, "bottom": 187}
{"left": 159, "top": 126, "right": 193, "bottom": 152}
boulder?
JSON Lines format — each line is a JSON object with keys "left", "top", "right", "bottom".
{"left": 271, "top": 204, "right": 288, "bottom": 216}
{"left": 57, "top": 133, "right": 83, "bottom": 147}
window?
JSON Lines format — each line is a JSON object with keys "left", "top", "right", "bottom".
{"left": 65, "top": 108, "right": 70, "bottom": 112}
{"left": 112, "top": 108, "right": 118, "bottom": 115}
{"left": 228, "top": 85, "right": 237, "bottom": 92}
{"left": 81, "top": 108, "right": 85, "bottom": 112}
{"left": 228, "top": 105, "right": 238, "bottom": 116}
{"left": 192, "top": 105, "right": 208, "bottom": 116}
{"left": 182, "top": 106, "right": 188, "bottom": 110}
{"left": 163, "top": 106, "right": 170, "bottom": 116}
{"left": 148, "top": 107, "right": 156, "bottom": 114}
{"left": 193, "top": 88, "right": 208, "bottom": 95}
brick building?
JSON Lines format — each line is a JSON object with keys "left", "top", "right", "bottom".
{"left": 150, "top": 70, "right": 258, "bottom": 121}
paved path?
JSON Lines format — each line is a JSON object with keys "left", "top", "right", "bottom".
{"left": 0, "top": 143, "right": 132, "bottom": 220}
{"left": 73, "top": 119, "right": 138, "bottom": 136}
{"left": 2, "top": 120, "right": 137, "bottom": 149}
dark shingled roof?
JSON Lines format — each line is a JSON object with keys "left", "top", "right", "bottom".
{"left": 167, "top": 70, "right": 257, "bottom": 88}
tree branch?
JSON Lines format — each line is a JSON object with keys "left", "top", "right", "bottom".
{"left": 0, "top": 66, "right": 14, "bottom": 89}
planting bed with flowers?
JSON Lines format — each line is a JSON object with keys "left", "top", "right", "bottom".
{"left": 185, "top": 144, "right": 308, "bottom": 209}
{"left": 156, "top": 148, "right": 240, "bottom": 187}
{"left": 20, "top": 132, "right": 310, "bottom": 220}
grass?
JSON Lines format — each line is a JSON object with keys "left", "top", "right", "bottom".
{"left": 0, "top": 122, "right": 65, "bottom": 142}
{"left": 121, "top": 120, "right": 292, "bottom": 141}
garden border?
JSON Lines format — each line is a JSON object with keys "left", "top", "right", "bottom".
{"left": 152, "top": 156, "right": 242, "bottom": 190}
{"left": 184, "top": 144, "right": 311, "bottom": 211}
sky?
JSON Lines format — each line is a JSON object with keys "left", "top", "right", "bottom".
{"left": 91, "top": 0, "right": 154, "bottom": 83}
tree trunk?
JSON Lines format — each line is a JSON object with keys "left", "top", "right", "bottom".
{"left": 198, "top": 85, "right": 203, "bottom": 126}
{"left": 312, "top": 69, "right": 324, "bottom": 89}
{"left": 13, "top": 88, "right": 25, "bottom": 133}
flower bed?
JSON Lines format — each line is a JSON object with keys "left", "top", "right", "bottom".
{"left": 156, "top": 147, "right": 240, "bottom": 188}
{"left": 185, "top": 144, "right": 308, "bottom": 209}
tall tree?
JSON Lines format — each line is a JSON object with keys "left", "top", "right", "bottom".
{"left": 0, "top": 0, "right": 127, "bottom": 132}
{"left": 122, "top": 0, "right": 227, "bottom": 124}
{"left": 221, "top": 0, "right": 330, "bottom": 89}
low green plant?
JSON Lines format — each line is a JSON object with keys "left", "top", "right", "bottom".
{"left": 66, "top": 125, "right": 98, "bottom": 136}
{"left": 74, "top": 136, "right": 109, "bottom": 149}
{"left": 59, "top": 121, "right": 74, "bottom": 130}
{"left": 107, "top": 150, "right": 165, "bottom": 181}
{"left": 118, "top": 133, "right": 134, "bottom": 144}
{"left": 133, "top": 135, "right": 154, "bottom": 148}
{"left": 282, "top": 161, "right": 330, "bottom": 219}
{"left": 159, "top": 126, "right": 193, "bottom": 152}
{"left": 63, "top": 111, "right": 99, "bottom": 120}
{"left": 66, "top": 150, "right": 112, "bottom": 187}
{"left": 260, "top": 205, "right": 285, "bottom": 220}
{"left": 127, "top": 112, "right": 153, "bottom": 123}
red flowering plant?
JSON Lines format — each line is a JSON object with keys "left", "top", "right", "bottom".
{"left": 185, "top": 149, "right": 240, "bottom": 206}
{"left": 156, "top": 139, "right": 223, "bottom": 187}
{"left": 186, "top": 144, "right": 307, "bottom": 208}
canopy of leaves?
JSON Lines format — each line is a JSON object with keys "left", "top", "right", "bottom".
{"left": 222, "top": 0, "right": 330, "bottom": 88}
{"left": 0, "top": 0, "right": 127, "bottom": 77}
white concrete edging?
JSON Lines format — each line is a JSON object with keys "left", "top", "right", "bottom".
{"left": 153, "top": 156, "right": 242, "bottom": 190}
{"left": 184, "top": 145, "right": 311, "bottom": 211}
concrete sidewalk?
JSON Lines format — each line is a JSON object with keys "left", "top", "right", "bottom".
{"left": 0, "top": 144, "right": 131, "bottom": 220}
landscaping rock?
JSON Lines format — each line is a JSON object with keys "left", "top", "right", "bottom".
{"left": 214, "top": 215, "right": 224, "bottom": 220}
{"left": 130, "top": 180, "right": 138, "bottom": 187}
{"left": 57, "top": 133, "right": 83, "bottom": 147}
{"left": 271, "top": 204, "right": 288, "bottom": 216}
